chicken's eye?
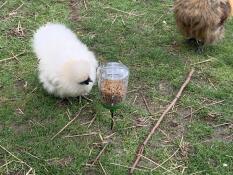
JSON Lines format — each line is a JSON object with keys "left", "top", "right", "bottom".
{"left": 79, "top": 77, "right": 92, "bottom": 85}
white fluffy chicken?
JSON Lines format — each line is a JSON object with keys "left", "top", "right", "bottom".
{"left": 32, "top": 23, "right": 98, "bottom": 98}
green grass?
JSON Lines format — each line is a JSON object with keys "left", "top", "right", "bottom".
{"left": 0, "top": 0, "right": 233, "bottom": 174}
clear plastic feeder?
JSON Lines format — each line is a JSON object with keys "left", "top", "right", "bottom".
{"left": 98, "top": 62, "right": 129, "bottom": 108}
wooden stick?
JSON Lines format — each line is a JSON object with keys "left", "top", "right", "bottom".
{"left": 51, "top": 105, "right": 86, "bottom": 140}
{"left": 91, "top": 143, "right": 109, "bottom": 165}
{"left": 129, "top": 69, "right": 195, "bottom": 174}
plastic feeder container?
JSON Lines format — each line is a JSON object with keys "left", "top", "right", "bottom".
{"left": 98, "top": 62, "right": 129, "bottom": 111}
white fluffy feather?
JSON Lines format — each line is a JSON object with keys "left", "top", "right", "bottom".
{"left": 32, "top": 23, "right": 98, "bottom": 97}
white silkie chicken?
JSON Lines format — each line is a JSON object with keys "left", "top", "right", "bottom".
{"left": 32, "top": 23, "right": 98, "bottom": 98}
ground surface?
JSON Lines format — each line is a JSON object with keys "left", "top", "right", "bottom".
{"left": 0, "top": 0, "right": 233, "bottom": 174}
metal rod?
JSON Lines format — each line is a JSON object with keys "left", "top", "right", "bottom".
{"left": 110, "top": 110, "right": 114, "bottom": 130}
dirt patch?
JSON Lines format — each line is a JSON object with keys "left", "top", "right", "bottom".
{"left": 160, "top": 107, "right": 191, "bottom": 139}
{"left": 164, "top": 119, "right": 186, "bottom": 140}
{"left": 7, "top": 27, "right": 26, "bottom": 38}
{"left": 82, "top": 167, "right": 100, "bottom": 175}
{"left": 14, "top": 79, "right": 27, "bottom": 91}
{"left": 69, "top": 0, "right": 81, "bottom": 22}
{"left": 201, "top": 113, "right": 220, "bottom": 124}
{"left": 11, "top": 123, "right": 28, "bottom": 134}
{"left": 158, "top": 80, "right": 174, "bottom": 96}
{"left": 76, "top": 106, "right": 96, "bottom": 125}
{"left": 176, "top": 107, "right": 191, "bottom": 119}
{"left": 211, "top": 124, "right": 233, "bottom": 142}
{"left": 7, "top": 171, "right": 24, "bottom": 175}
{"left": 56, "top": 99, "right": 71, "bottom": 108}
{"left": 166, "top": 40, "right": 181, "bottom": 54}
{"left": 127, "top": 91, "right": 161, "bottom": 114}
{"left": 0, "top": 124, "right": 4, "bottom": 131}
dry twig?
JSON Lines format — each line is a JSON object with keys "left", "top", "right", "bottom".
{"left": 64, "top": 132, "right": 98, "bottom": 138}
{"left": 103, "top": 6, "right": 144, "bottom": 17}
{"left": 91, "top": 143, "right": 109, "bottom": 165}
{"left": 0, "top": 160, "right": 14, "bottom": 169}
{"left": 184, "top": 100, "right": 224, "bottom": 119}
{"left": 132, "top": 95, "right": 138, "bottom": 105}
{"left": 152, "top": 148, "right": 179, "bottom": 171}
{"left": 88, "top": 114, "right": 97, "bottom": 128}
{"left": 140, "top": 154, "right": 174, "bottom": 174}
{"left": 0, "top": 1, "right": 7, "bottom": 9}
{"left": 110, "top": 163, "right": 148, "bottom": 172}
{"left": 213, "top": 122, "right": 232, "bottom": 128}
{"left": 0, "top": 51, "right": 25, "bottom": 63}
{"left": 142, "top": 95, "right": 151, "bottom": 114}
{"left": 82, "top": 95, "right": 93, "bottom": 102}
{"left": 129, "top": 69, "right": 195, "bottom": 174}
{"left": 83, "top": 0, "right": 87, "bottom": 10}
{"left": 99, "top": 161, "right": 107, "bottom": 175}
{"left": 0, "top": 144, "right": 33, "bottom": 170}
{"left": 51, "top": 105, "right": 86, "bottom": 140}
{"left": 190, "top": 58, "right": 215, "bottom": 66}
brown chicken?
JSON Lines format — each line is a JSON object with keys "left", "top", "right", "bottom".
{"left": 174, "top": 0, "right": 232, "bottom": 52}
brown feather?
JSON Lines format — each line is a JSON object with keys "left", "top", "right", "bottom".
{"left": 174, "top": 0, "right": 231, "bottom": 44}
{"left": 219, "top": 1, "right": 231, "bottom": 25}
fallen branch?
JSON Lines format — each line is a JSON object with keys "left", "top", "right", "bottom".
{"left": 51, "top": 105, "right": 86, "bottom": 140}
{"left": 129, "top": 69, "right": 195, "bottom": 174}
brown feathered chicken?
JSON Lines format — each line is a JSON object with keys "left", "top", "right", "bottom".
{"left": 174, "top": 0, "right": 232, "bottom": 52}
